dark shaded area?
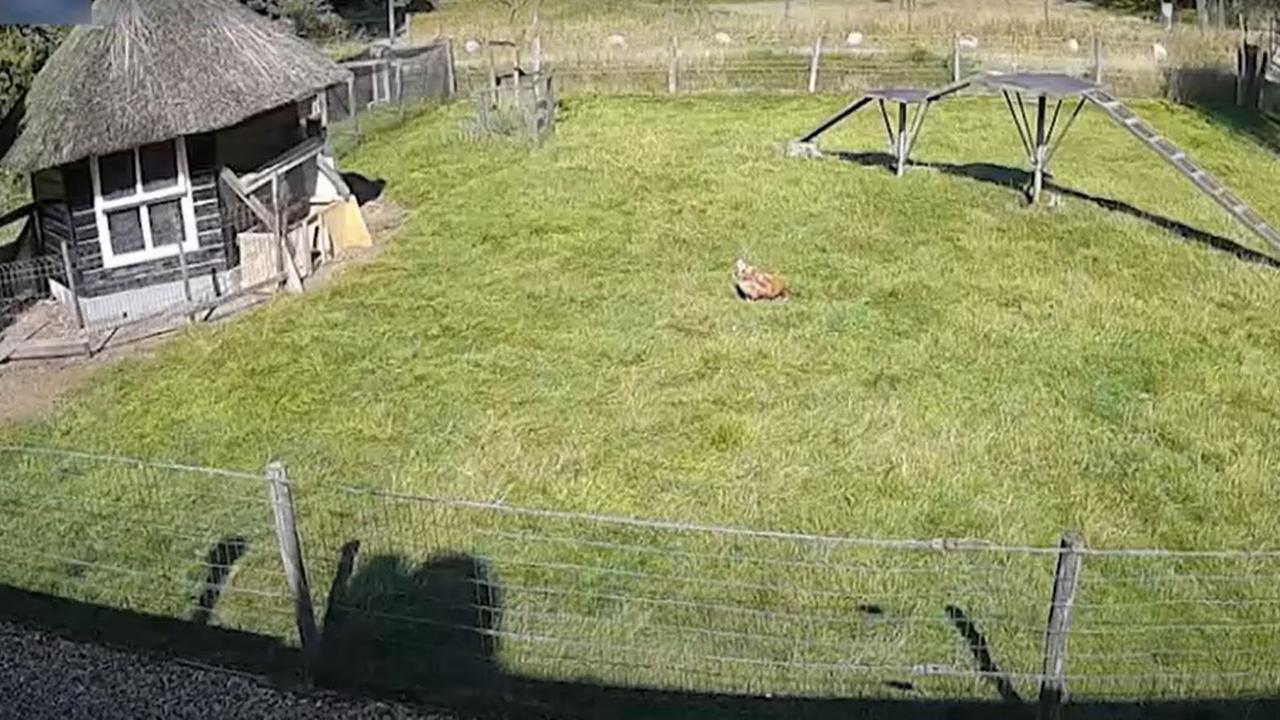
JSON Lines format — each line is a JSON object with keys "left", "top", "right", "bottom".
{"left": 340, "top": 171, "right": 386, "bottom": 206}
{"left": 190, "top": 535, "right": 249, "bottom": 626}
{"left": 1164, "top": 65, "right": 1280, "bottom": 158}
{"left": 834, "top": 150, "right": 1280, "bottom": 269}
{"left": 5, "top": 543, "right": 1280, "bottom": 720}
{"left": 317, "top": 549, "right": 501, "bottom": 697}
{"left": 946, "top": 605, "right": 1020, "bottom": 702}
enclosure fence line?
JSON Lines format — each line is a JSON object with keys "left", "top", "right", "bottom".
{"left": 1, "top": 444, "right": 1279, "bottom": 709}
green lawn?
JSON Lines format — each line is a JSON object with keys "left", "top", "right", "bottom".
{"left": 3, "top": 95, "right": 1280, "bottom": 702}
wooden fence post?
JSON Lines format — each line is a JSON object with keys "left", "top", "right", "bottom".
{"left": 952, "top": 33, "right": 962, "bottom": 83}
{"left": 1037, "top": 531, "right": 1083, "bottom": 720}
{"left": 486, "top": 37, "right": 498, "bottom": 92}
{"left": 668, "top": 35, "right": 680, "bottom": 94}
{"left": 264, "top": 461, "right": 321, "bottom": 673}
{"left": 347, "top": 76, "right": 360, "bottom": 140}
{"left": 174, "top": 224, "right": 194, "bottom": 323}
{"left": 807, "top": 35, "right": 823, "bottom": 93}
{"left": 1092, "top": 37, "right": 1103, "bottom": 84}
{"left": 56, "top": 237, "right": 85, "bottom": 331}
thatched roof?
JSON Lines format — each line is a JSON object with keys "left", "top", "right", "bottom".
{"left": 1, "top": 0, "right": 351, "bottom": 172}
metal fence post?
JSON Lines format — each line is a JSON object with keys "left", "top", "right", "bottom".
{"left": 264, "top": 461, "right": 321, "bottom": 673}
{"left": 1037, "top": 531, "right": 1083, "bottom": 720}
{"left": 807, "top": 34, "right": 823, "bottom": 93}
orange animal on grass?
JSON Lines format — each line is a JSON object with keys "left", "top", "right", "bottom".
{"left": 732, "top": 258, "right": 788, "bottom": 301}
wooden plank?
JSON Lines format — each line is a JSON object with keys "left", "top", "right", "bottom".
{"left": 1037, "top": 532, "right": 1083, "bottom": 720}
{"left": 6, "top": 337, "right": 92, "bottom": 361}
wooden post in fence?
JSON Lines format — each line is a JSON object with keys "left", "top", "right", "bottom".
{"left": 56, "top": 237, "right": 85, "bottom": 330}
{"left": 347, "top": 75, "right": 360, "bottom": 140}
{"left": 952, "top": 32, "right": 962, "bottom": 83}
{"left": 486, "top": 38, "right": 499, "bottom": 92}
{"left": 397, "top": 62, "right": 407, "bottom": 122}
{"left": 264, "top": 461, "right": 321, "bottom": 673}
{"left": 173, "top": 223, "right": 194, "bottom": 324}
{"left": 668, "top": 36, "right": 680, "bottom": 94}
{"left": 1092, "top": 37, "right": 1103, "bottom": 84}
{"left": 445, "top": 37, "right": 458, "bottom": 98}
{"left": 1037, "top": 531, "right": 1083, "bottom": 720}
{"left": 807, "top": 35, "right": 822, "bottom": 93}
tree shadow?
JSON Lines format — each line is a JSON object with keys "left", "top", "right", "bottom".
{"left": 189, "top": 535, "right": 248, "bottom": 626}
{"left": 315, "top": 543, "right": 503, "bottom": 700}
{"left": 946, "top": 605, "right": 1021, "bottom": 703}
{"left": 833, "top": 151, "right": 1280, "bottom": 269}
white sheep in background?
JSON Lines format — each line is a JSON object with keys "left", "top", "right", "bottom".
{"left": 463, "top": 38, "right": 481, "bottom": 54}
{"left": 1152, "top": 41, "right": 1168, "bottom": 63}
{"left": 1065, "top": 38, "right": 1080, "bottom": 54}
{"left": 607, "top": 33, "right": 627, "bottom": 48}
{"left": 957, "top": 34, "right": 979, "bottom": 49}
{"left": 845, "top": 31, "right": 864, "bottom": 48}
{"left": 713, "top": 31, "right": 733, "bottom": 46}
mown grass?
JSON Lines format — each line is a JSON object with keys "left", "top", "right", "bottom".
{"left": 3, "top": 95, "right": 1280, "bottom": 700}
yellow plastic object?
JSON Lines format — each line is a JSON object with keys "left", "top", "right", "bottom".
{"left": 323, "top": 198, "right": 373, "bottom": 251}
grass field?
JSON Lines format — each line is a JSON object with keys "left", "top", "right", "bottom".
{"left": 422, "top": 0, "right": 1239, "bottom": 102}
{"left": 3, "top": 95, "right": 1280, "bottom": 701}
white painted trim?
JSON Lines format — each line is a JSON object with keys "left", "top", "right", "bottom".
{"left": 90, "top": 138, "right": 200, "bottom": 270}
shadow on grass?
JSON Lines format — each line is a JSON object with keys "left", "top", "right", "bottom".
{"left": 834, "top": 150, "right": 1280, "bottom": 269}
{"left": 4, "top": 541, "right": 1280, "bottom": 720}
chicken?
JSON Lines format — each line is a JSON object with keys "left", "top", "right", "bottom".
{"left": 732, "top": 258, "right": 788, "bottom": 301}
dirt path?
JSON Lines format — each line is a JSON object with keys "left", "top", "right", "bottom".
{"left": 0, "top": 199, "right": 406, "bottom": 427}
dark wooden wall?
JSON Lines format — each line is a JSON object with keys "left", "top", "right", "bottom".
{"left": 31, "top": 168, "right": 72, "bottom": 260}
{"left": 215, "top": 104, "right": 305, "bottom": 175}
{"left": 29, "top": 102, "right": 318, "bottom": 299}
{"left": 51, "top": 132, "right": 231, "bottom": 299}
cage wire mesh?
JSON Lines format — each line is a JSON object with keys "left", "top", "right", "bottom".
{"left": 0, "top": 254, "right": 63, "bottom": 332}
{"left": 464, "top": 72, "right": 557, "bottom": 144}
{"left": 0, "top": 447, "right": 296, "bottom": 641}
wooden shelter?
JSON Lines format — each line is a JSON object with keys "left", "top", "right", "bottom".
{"left": 0, "top": 0, "right": 353, "bottom": 329}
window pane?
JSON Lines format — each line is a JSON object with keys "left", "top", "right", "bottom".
{"left": 106, "top": 207, "right": 145, "bottom": 255}
{"left": 99, "top": 150, "right": 137, "bottom": 201}
{"left": 148, "top": 200, "right": 186, "bottom": 247}
{"left": 140, "top": 142, "right": 179, "bottom": 192}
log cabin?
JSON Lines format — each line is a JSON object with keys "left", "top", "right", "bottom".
{"left": 0, "top": 0, "right": 354, "bottom": 329}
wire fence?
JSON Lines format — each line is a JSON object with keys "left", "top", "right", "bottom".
{"left": 0, "top": 254, "right": 62, "bottom": 335}
{"left": 326, "top": 40, "right": 457, "bottom": 155}
{"left": 451, "top": 32, "right": 1241, "bottom": 101}
{"left": 0, "top": 446, "right": 294, "bottom": 639}
{"left": 1, "top": 445, "right": 1279, "bottom": 707}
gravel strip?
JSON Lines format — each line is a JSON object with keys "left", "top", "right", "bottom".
{"left": 0, "top": 621, "right": 446, "bottom": 720}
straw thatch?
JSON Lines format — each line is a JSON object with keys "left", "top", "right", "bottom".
{"left": 0, "top": 0, "right": 350, "bottom": 172}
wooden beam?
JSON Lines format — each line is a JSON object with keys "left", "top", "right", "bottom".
{"left": 219, "top": 168, "right": 276, "bottom": 232}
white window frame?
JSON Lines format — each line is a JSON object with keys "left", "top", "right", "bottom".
{"left": 90, "top": 138, "right": 200, "bottom": 270}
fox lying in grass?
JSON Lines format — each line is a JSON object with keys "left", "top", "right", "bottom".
{"left": 733, "top": 258, "right": 788, "bottom": 301}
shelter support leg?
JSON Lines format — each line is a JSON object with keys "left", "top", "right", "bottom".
{"left": 1032, "top": 95, "right": 1047, "bottom": 203}
{"left": 896, "top": 102, "right": 909, "bottom": 177}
